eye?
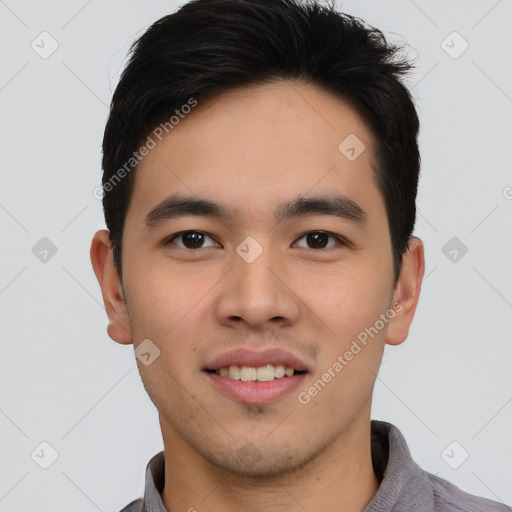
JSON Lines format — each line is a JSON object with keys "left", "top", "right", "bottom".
{"left": 293, "top": 231, "right": 345, "bottom": 250}
{"left": 164, "top": 230, "right": 219, "bottom": 250}
{"left": 163, "top": 230, "right": 346, "bottom": 251}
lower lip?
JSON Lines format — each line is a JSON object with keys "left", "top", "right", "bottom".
{"left": 203, "top": 371, "right": 308, "bottom": 404}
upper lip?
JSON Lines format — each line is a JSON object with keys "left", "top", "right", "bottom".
{"left": 203, "top": 348, "right": 311, "bottom": 372}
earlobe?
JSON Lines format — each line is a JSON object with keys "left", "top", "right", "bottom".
{"left": 386, "top": 237, "right": 425, "bottom": 346}
{"left": 90, "top": 229, "right": 133, "bottom": 345}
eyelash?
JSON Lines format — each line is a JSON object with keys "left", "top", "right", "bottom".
{"left": 163, "top": 230, "right": 348, "bottom": 251}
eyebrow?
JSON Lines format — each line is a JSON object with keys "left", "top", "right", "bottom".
{"left": 144, "top": 193, "right": 367, "bottom": 228}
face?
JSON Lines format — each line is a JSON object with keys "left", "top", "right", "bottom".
{"left": 92, "top": 80, "right": 424, "bottom": 477}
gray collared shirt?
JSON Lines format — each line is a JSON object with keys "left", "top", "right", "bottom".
{"left": 120, "top": 420, "right": 511, "bottom": 511}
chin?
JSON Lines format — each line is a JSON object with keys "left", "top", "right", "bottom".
{"left": 200, "top": 440, "right": 322, "bottom": 480}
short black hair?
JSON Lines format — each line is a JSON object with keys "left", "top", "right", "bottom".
{"left": 102, "top": 0, "right": 420, "bottom": 283}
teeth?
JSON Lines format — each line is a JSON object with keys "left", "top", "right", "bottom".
{"left": 256, "top": 364, "right": 274, "bottom": 382}
{"left": 274, "top": 365, "right": 285, "bottom": 378}
{"left": 240, "top": 366, "right": 257, "bottom": 381}
{"left": 214, "top": 364, "right": 299, "bottom": 381}
{"left": 228, "top": 365, "right": 241, "bottom": 380}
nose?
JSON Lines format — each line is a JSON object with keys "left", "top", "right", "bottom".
{"left": 215, "top": 243, "right": 301, "bottom": 331}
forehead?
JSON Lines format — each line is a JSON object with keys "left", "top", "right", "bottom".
{"left": 128, "top": 80, "right": 382, "bottom": 224}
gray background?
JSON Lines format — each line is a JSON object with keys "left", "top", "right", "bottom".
{"left": 1, "top": 0, "right": 511, "bottom": 510}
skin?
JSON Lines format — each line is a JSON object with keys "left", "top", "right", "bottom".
{"left": 91, "top": 80, "right": 425, "bottom": 511}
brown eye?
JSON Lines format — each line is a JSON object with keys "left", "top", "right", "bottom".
{"left": 165, "top": 231, "right": 218, "bottom": 249}
{"left": 294, "top": 231, "right": 344, "bottom": 250}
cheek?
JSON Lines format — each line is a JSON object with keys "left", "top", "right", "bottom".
{"left": 124, "top": 269, "right": 201, "bottom": 405}
{"left": 124, "top": 260, "right": 212, "bottom": 388}
{"left": 306, "top": 264, "right": 390, "bottom": 336}
{"left": 124, "top": 257, "right": 208, "bottom": 338}
{"left": 303, "top": 274, "right": 388, "bottom": 416}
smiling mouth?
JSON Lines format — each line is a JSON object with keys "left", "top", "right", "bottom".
{"left": 204, "top": 364, "right": 307, "bottom": 382}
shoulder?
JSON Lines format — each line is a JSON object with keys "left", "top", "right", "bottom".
{"left": 118, "top": 497, "right": 144, "bottom": 512}
{"left": 428, "top": 473, "right": 511, "bottom": 512}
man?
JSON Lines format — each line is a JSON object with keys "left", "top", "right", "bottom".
{"left": 90, "top": 0, "right": 511, "bottom": 510}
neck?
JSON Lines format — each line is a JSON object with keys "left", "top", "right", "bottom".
{"left": 160, "top": 411, "right": 380, "bottom": 512}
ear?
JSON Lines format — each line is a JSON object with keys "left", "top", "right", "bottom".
{"left": 386, "top": 236, "right": 425, "bottom": 346}
{"left": 90, "top": 229, "right": 132, "bottom": 345}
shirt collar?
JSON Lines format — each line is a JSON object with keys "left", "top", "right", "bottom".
{"left": 364, "top": 420, "right": 432, "bottom": 511}
{"left": 140, "top": 419, "right": 429, "bottom": 512}
{"left": 142, "top": 450, "right": 166, "bottom": 512}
